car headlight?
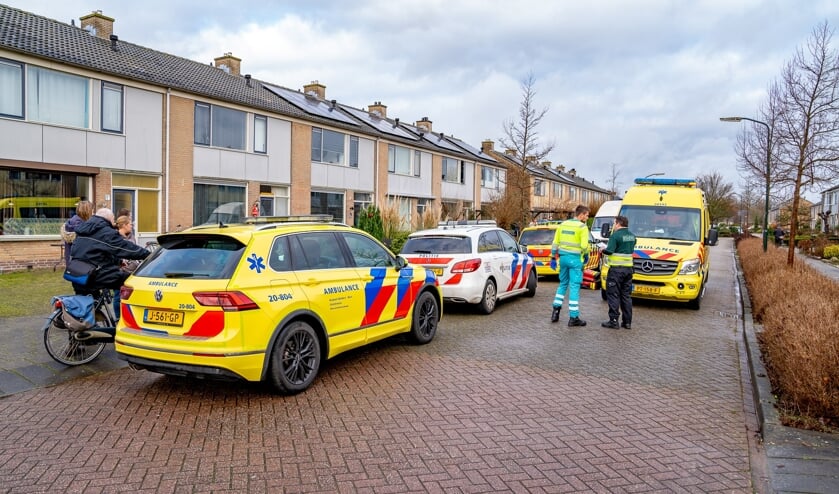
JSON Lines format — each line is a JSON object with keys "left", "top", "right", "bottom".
{"left": 679, "top": 258, "right": 701, "bottom": 275}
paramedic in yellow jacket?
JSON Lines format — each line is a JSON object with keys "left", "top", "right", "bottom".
{"left": 550, "top": 205, "right": 590, "bottom": 326}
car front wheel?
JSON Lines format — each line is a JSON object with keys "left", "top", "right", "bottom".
{"left": 268, "top": 320, "right": 321, "bottom": 394}
{"left": 409, "top": 291, "right": 439, "bottom": 344}
{"left": 479, "top": 279, "right": 497, "bottom": 314}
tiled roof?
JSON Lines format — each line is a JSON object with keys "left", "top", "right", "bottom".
{"left": 0, "top": 4, "right": 485, "bottom": 161}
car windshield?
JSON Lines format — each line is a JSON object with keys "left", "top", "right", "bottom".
{"left": 401, "top": 236, "right": 472, "bottom": 254}
{"left": 518, "top": 229, "right": 555, "bottom": 246}
{"left": 592, "top": 216, "right": 614, "bottom": 231}
{"left": 620, "top": 205, "right": 701, "bottom": 242}
{"left": 134, "top": 235, "right": 245, "bottom": 279}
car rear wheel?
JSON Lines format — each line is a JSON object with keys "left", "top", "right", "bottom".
{"left": 409, "top": 291, "right": 439, "bottom": 344}
{"left": 478, "top": 279, "right": 497, "bottom": 314}
{"left": 525, "top": 269, "right": 537, "bottom": 297}
{"left": 268, "top": 320, "right": 321, "bottom": 394}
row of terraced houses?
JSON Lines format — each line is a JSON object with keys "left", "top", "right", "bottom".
{"left": 0, "top": 5, "right": 611, "bottom": 272}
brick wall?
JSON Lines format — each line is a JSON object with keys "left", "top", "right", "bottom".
{"left": 289, "top": 122, "right": 311, "bottom": 215}
{"left": 0, "top": 240, "right": 65, "bottom": 273}
{"left": 168, "top": 96, "right": 195, "bottom": 229}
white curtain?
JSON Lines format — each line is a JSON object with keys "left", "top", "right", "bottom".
{"left": 0, "top": 60, "right": 23, "bottom": 117}
{"left": 27, "top": 66, "right": 88, "bottom": 128}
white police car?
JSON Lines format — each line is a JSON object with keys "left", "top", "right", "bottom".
{"left": 400, "top": 221, "right": 536, "bottom": 314}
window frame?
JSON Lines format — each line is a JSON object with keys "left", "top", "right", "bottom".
{"left": 349, "top": 135, "right": 359, "bottom": 167}
{"left": 387, "top": 144, "right": 420, "bottom": 176}
{"left": 101, "top": 81, "right": 124, "bottom": 133}
{"left": 442, "top": 157, "right": 462, "bottom": 184}
{"left": 311, "top": 127, "right": 346, "bottom": 165}
{"left": 254, "top": 114, "right": 267, "bottom": 154}
{"left": 0, "top": 58, "right": 24, "bottom": 119}
{"left": 27, "top": 65, "right": 89, "bottom": 129}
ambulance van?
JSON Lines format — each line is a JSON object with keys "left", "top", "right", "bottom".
{"left": 599, "top": 178, "right": 718, "bottom": 310}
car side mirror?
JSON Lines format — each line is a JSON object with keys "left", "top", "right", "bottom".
{"left": 706, "top": 228, "right": 719, "bottom": 246}
{"left": 519, "top": 244, "right": 528, "bottom": 254}
{"left": 600, "top": 223, "right": 611, "bottom": 239}
{"left": 395, "top": 255, "right": 407, "bottom": 271}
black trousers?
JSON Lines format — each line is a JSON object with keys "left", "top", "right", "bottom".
{"left": 606, "top": 267, "right": 633, "bottom": 324}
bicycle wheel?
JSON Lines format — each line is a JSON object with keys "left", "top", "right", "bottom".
{"left": 43, "top": 309, "right": 106, "bottom": 366}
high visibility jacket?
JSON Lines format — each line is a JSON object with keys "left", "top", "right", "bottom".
{"left": 552, "top": 219, "right": 589, "bottom": 257}
{"left": 604, "top": 227, "right": 636, "bottom": 268}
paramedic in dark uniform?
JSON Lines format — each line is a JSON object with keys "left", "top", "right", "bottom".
{"left": 601, "top": 215, "right": 636, "bottom": 329}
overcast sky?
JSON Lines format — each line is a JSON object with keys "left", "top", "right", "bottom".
{"left": 15, "top": 0, "right": 839, "bottom": 198}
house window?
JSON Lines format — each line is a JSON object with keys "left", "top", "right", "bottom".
{"left": 552, "top": 182, "right": 562, "bottom": 198}
{"left": 311, "top": 190, "right": 344, "bottom": 222}
{"left": 442, "top": 157, "right": 463, "bottom": 184}
{"left": 534, "top": 179, "right": 545, "bottom": 197}
{"left": 569, "top": 188, "right": 577, "bottom": 200}
{"left": 414, "top": 150, "right": 421, "bottom": 177}
{"left": 352, "top": 192, "right": 372, "bottom": 227}
{"left": 481, "top": 166, "right": 499, "bottom": 190}
{"left": 0, "top": 58, "right": 24, "bottom": 119}
{"left": 27, "top": 66, "right": 89, "bottom": 128}
{"left": 387, "top": 144, "right": 418, "bottom": 176}
{"left": 112, "top": 173, "right": 160, "bottom": 233}
{"left": 254, "top": 115, "right": 267, "bottom": 153}
{"left": 349, "top": 136, "right": 359, "bottom": 167}
{"left": 193, "top": 102, "right": 246, "bottom": 150}
{"left": 193, "top": 183, "right": 246, "bottom": 225}
{"left": 101, "top": 82, "right": 123, "bottom": 133}
{"left": 311, "top": 127, "right": 345, "bottom": 164}
{"left": 0, "top": 168, "right": 91, "bottom": 236}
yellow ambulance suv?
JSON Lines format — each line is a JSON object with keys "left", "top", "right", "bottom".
{"left": 599, "top": 178, "right": 718, "bottom": 310}
{"left": 115, "top": 215, "right": 442, "bottom": 394}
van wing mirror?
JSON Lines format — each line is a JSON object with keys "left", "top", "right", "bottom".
{"left": 600, "top": 223, "right": 611, "bottom": 239}
{"left": 706, "top": 228, "right": 719, "bottom": 246}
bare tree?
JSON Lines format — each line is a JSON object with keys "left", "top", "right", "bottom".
{"left": 607, "top": 163, "right": 621, "bottom": 197}
{"left": 697, "top": 171, "right": 737, "bottom": 224}
{"left": 773, "top": 21, "right": 839, "bottom": 265}
{"left": 498, "top": 72, "right": 555, "bottom": 227}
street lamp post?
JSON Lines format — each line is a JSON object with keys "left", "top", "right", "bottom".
{"left": 720, "top": 116, "right": 771, "bottom": 252}
{"left": 643, "top": 172, "right": 664, "bottom": 179}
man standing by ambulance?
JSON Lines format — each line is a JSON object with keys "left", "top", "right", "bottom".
{"left": 601, "top": 215, "right": 636, "bottom": 329}
{"left": 550, "top": 205, "right": 590, "bottom": 326}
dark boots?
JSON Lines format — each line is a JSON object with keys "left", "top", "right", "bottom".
{"left": 601, "top": 319, "right": 620, "bottom": 329}
{"left": 568, "top": 317, "right": 586, "bottom": 327}
{"left": 551, "top": 307, "right": 561, "bottom": 323}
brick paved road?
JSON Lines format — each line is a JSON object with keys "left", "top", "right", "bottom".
{"left": 0, "top": 239, "right": 752, "bottom": 493}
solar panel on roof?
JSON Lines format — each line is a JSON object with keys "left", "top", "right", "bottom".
{"left": 263, "top": 83, "right": 357, "bottom": 125}
{"left": 421, "top": 131, "right": 465, "bottom": 155}
{"left": 342, "top": 106, "right": 418, "bottom": 140}
{"left": 446, "top": 136, "right": 497, "bottom": 162}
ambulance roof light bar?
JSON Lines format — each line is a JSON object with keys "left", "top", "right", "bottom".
{"left": 633, "top": 177, "right": 696, "bottom": 187}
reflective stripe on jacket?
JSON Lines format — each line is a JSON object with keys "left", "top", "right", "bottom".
{"left": 607, "top": 252, "right": 633, "bottom": 267}
{"left": 552, "top": 219, "right": 589, "bottom": 256}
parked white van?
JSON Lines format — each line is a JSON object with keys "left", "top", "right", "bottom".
{"left": 591, "top": 200, "right": 622, "bottom": 242}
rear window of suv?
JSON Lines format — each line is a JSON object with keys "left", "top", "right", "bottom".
{"left": 134, "top": 235, "right": 244, "bottom": 279}
{"left": 401, "top": 236, "right": 472, "bottom": 254}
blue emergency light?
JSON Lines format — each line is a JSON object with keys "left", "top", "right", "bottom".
{"left": 633, "top": 177, "right": 696, "bottom": 187}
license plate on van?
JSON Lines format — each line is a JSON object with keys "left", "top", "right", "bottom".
{"left": 633, "top": 285, "right": 660, "bottom": 295}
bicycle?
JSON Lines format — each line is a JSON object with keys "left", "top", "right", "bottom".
{"left": 42, "top": 289, "right": 117, "bottom": 366}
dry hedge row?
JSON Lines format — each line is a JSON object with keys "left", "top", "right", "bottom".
{"left": 738, "top": 237, "right": 839, "bottom": 429}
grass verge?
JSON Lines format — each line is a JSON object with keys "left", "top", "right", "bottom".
{"left": 0, "top": 268, "right": 71, "bottom": 317}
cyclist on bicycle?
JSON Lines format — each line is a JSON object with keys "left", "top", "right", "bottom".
{"left": 69, "top": 208, "right": 150, "bottom": 318}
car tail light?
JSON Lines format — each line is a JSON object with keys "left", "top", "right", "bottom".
{"left": 451, "top": 258, "right": 482, "bottom": 273}
{"left": 120, "top": 285, "right": 134, "bottom": 300}
{"left": 193, "top": 291, "right": 259, "bottom": 311}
